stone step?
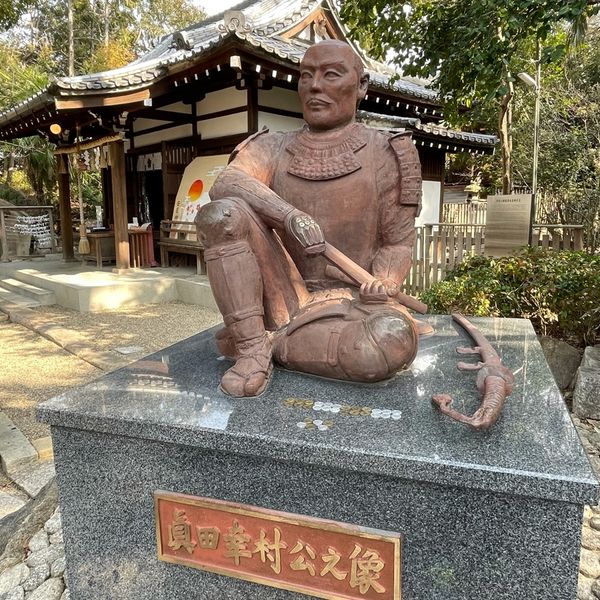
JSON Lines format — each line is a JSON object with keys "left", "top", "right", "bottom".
{"left": 0, "top": 489, "right": 28, "bottom": 520}
{"left": 0, "top": 412, "right": 38, "bottom": 476}
{"left": 0, "top": 286, "right": 41, "bottom": 311}
{"left": 11, "top": 459, "right": 55, "bottom": 498}
{"left": 0, "top": 277, "right": 55, "bottom": 305}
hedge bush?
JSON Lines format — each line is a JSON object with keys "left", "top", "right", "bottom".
{"left": 419, "top": 248, "right": 600, "bottom": 347}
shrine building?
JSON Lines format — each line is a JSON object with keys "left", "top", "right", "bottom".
{"left": 0, "top": 0, "right": 497, "bottom": 269}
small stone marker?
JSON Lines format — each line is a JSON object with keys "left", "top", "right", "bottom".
{"left": 113, "top": 346, "right": 144, "bottom": 355}
{"left": 11, "top": 461, "right": 56, "bottom": 498}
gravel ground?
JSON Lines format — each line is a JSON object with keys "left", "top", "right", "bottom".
{"left": 30, "top": 301, "right": 221, "bottom": 357}
{"left": 1, "top": 302, "right": 221, "bottom": 442}
{"left": 0, "top": 322, "right": 100, "bottom": 440}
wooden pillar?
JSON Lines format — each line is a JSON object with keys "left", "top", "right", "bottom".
{"left": 191, "top": 102, "right": 200, "bottom": 155}
{"left": 109, "top": 140, "right": 130, "bottom": 270}
{"left": 0, "top": 208, "right": 9, "bottom": 262}
{"left": 247, "top": 79, "right": 258, "bottom": 134}
{"left": 57, "top": 154, "right": 75, "bottom": 261}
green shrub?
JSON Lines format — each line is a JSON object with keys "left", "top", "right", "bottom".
{"left": 420, "top": 248, "right": 600, "bottom": 347}
{"left": 0, "top": 182, "right": 32, "bottom": 205}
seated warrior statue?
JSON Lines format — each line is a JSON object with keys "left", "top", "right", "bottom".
{"left": 196, "top": 39, "right": 424, "bottom": 398}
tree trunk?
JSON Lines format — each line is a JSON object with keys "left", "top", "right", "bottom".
{"left": 498, "top": 85, "right": 514, "bottom": 195}
{"left": 6, "top": 152, "right": 14, "bottom": 185}
{"left": 104, "top": 0, "right": 110, "bottom": 47}
{"left": 68, "top": 0, "right": 75, "bottom": 76}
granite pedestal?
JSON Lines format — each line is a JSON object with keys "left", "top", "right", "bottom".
{"left": 38, "top": 316, "right": 599, "bottom": 600}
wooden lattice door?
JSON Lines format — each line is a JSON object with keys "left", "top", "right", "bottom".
{"left": 161, "top": 141, "right": 194, "bottom": 220}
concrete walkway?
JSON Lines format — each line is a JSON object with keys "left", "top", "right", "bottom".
{"left": 0, "top": 256, "right": 216, "bottom": 312}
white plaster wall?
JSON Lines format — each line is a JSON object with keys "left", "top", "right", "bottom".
{"left": 258, "top": 87, "right": 302, "bottom": 112}
{"left": 416, "top": 180, "right": 441, "bottom": 227}
{"left": 133, "top": 118, "right": 167, "bottom": 133}
{"left": 198, "top": 113, "right": 248, "bottom": 139}
{"left": 134, "top": 124, "right": 193, "bottom": 148}
{"left": 258, "top": 112, "right": 305, "bottom": 132}
{"left": 162, "top": 102, "right": 192, "bottom": 114}
{"left": 197, "top": 88, "right": 247, "bottom": 115}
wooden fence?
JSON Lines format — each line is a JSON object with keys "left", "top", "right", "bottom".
{"left": 403, "top": 224, "right": 485, "bottom": 295}
{"left": 403, "top": 223, "right": 584, "bottom": 294}
{"left": 442, "top": 202, "right": 487, "bottom": 225}
{"left": 532, "top": 225, "right": 584, "bottom": 251}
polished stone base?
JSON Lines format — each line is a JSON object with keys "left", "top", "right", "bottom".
{"left": 39, "top": 316, "right": 598, "bottom": 600}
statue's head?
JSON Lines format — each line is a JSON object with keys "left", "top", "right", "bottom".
{"left": 298, "top": 40, "right": 369, "bottom": 132}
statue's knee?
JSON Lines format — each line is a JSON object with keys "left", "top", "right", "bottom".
{"left": 195, "top": 198, "right": 250, "bottom": 246}
{"left": 337, "top": 311, "right": 418, "bottom": 381}
{"left": 274, "top": 302, "right": 418, "bottom": 382}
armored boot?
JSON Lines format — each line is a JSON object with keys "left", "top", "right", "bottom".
{"left": 203, "top": 237, "right": 273, "bottom": 398}
{"left": 220, "top": 316, "right": 273, "bottom": 397}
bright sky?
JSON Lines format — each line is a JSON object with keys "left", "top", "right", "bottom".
{"left": 194, "top": 0, "right": 241, "bottom": 16}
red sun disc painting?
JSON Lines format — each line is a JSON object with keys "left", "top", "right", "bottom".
{"left": 188, "top": 179, "right": 204, "bottom": 201}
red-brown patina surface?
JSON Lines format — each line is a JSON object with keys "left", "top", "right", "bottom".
{"left": 155, "top": 491, "right": 401, "bottom": 600}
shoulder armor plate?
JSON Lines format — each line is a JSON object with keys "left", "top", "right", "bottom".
{"left": 228, "top": 128, "right": 270, "bottom": 164}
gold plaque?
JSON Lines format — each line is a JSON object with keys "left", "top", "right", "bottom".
{"left": 155, "top": 491, "right": 402, "bottom": 600}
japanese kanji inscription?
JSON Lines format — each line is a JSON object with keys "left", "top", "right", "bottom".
{"left": 155, "top": 491, "right": 401, "bottom": 600}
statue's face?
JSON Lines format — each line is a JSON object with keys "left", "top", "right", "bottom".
{"left": 298, "top": 43, "right": 367, "bottom": 131}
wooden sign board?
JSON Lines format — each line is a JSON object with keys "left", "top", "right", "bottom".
{"left": 155, "top": 491, "right": 402, "bottom": 600}
{"left": 484, "top": 194, "right": 533, "bottom": 257}
{"left": 170, "top": 154, "right": 229, "bottom": 240}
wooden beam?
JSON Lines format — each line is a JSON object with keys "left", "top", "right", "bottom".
{"left": 143, "top": 76, "right": 233, "bottom": 111}
{"left": 134, "top": 121, "right": 189, "bottom": 137}
{"left": 135, "top": 109, "right": 194, "bottom": 123}
{"left": 128, "top": 131, "right": 249, "bottom": 157}
{"left": 280, "top": 7, "right": 325, "bottom": 39}
{"left": 133, "top": 106, "right": 246, "bottom": 140}
{"left": 57, "top": 155, "right": 75, "bottom": 261}
{"left": 257, "top": 105, "right": 303, "bottom": 120}
{"left": 56, "top": 89, "right": 150, "bottom": 110}
{"left": 191, "top": 102, "right": 200, "bottom": 151}
{"left": 108, "top": 140, "right": 130, "bottom": 270}
{"left": 161, "top": 141, "right": 169, "bottom": 224}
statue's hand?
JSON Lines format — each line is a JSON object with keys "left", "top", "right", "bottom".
{"left": 359, "top": 278, "right": 399, "bottom": 304}
{"left": 285, "top": 210, "right": 325, "bottom": 255}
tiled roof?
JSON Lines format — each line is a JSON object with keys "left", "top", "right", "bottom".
{"left": 357, "top": 110, "right": 498, "bottom": 149}
{"left": 0, "top": 0, "right": 454, "bottom": 135}
{"left": 1, "top": 0, "right": 438, "bottom": 117}
{"left": 415, "top": 122, "right": 498, "bottom": 146}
